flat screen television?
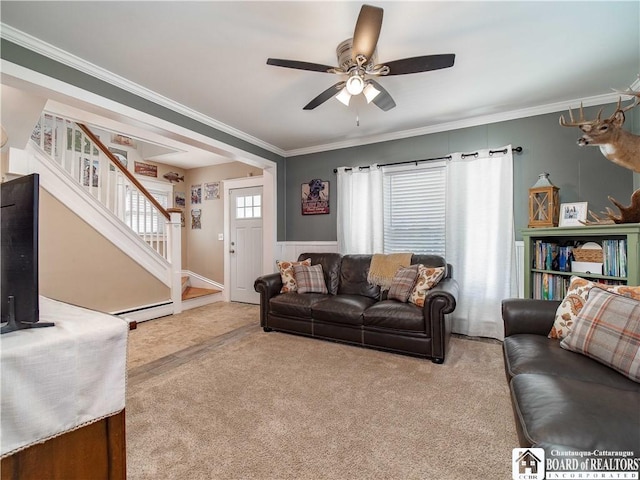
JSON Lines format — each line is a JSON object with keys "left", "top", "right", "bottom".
{"left": 1, "top": 173, "right": 53, "bottom": 334}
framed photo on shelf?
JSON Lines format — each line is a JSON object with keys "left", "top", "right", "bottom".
{"left": 559, "top": 202, "right": 588, "bottom": 227}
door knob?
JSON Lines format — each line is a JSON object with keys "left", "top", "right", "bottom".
{"left": 230, "top": 249, "right": 235, "bottom": 253}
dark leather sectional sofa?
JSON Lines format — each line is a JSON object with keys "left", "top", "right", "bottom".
{"left": 254, "top": 253, "right": 458, "bottom": 363}
{"left": 502, "top": 298, "right": 640, "bottom": 454}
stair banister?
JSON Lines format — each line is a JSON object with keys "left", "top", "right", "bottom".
{"left": 76, "top": 123, "right": 170, "bottom": 221}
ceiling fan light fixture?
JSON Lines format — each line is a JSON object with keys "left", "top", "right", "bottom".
{"left": 363, "top": 83, "right": 380, "bottom": 103}
{"left": 336, "top": 87, "right": 352, "bottom": 106}
{"left": 345, "top": 73, "right": 365, "bottom": 96}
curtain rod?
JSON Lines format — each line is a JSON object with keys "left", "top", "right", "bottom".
{"left": 332, "top": 145, "right": 523, "bottom": 173}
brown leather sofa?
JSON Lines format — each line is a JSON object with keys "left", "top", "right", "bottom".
{"left": 254, "top": 253, "right": 458, "bottom": 363}
{"left": 502, "top": 299, "right": 640, "bottom": 454}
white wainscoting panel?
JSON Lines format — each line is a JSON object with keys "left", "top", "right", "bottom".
{"left": 515, "top": 240, "right": 524, "bottom": 298}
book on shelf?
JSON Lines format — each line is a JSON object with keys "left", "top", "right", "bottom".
{"left": 601, "top": 239, "right": 628, "bottom": 277}
{"left": 531, "top": 271, "right": 626, "bottom": 300}
{"left": 533, "top": 239, "right": 628, "bottom": 278}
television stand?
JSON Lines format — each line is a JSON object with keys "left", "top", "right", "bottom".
{"left": 1, "top": 296, "right": 54, "bottom": 334}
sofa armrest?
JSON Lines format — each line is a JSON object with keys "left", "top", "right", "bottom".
{"left": 502, "top": 298, "right": 560, "bottom": 337}
{"left": 424, "top": 277, "right": 458, "bottom": 362}
{"left": 254, "top": 273, "right": 282, "bottom": 327}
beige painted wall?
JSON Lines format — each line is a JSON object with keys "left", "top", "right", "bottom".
{"left": 39, "top": 189, "right": 170, "bottom": 313}
{"left": 185, "top": 162, "right": 262, "bottom": 283}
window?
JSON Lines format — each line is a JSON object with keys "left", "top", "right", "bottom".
{"left": 382, "top": 161, "right": 446, "bottom": 256}
{"left": 125, "top": 187, "right": 169, "bottom": 235}
{"left": 236, "top": 194, "right": 261, "bottom": 219}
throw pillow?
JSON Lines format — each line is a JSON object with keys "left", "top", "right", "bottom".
{"left": 549, "top": 276, "right": 640, "bottom": 340}
{"left": 293, "top": 264, "right": 328, "bottom": 294}
{"left": 276, "top": 258, "right": 311, "bottom": 293}
{"left": 408, "top": 265, "right": 445, "bottom": 308}
{"left": 560, "top": 288, "right": 640, "bottom": 382}
{"left": 387, "top": 264, "right": 420, "bottom": 303}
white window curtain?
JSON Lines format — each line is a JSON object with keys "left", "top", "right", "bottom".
{"left": 445, "top": 146, "right": 517, "bottom": 340}
{"left": 336, "top": 166, "right": 383, "bottom": 254}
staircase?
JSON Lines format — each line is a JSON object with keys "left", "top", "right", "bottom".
{"left": 181, "top": 276, "right": 221, "bottom": 302}
{"left": 7, "top": 111, "right": 222, "bottom": 319}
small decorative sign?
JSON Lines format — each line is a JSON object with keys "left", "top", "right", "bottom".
{"left": 204, "top": 182, "right": 220, "bottom": 200}
{"left": 111, "top": 133, "right": 136, "bottom": 147}
{"left": 191, "top": 209, "right": 202, "bottom": 229}
{"left": 134, "top": 161, "right": 157, "bottom": 177}
{"left": 302, "top": 179, "right": 329, "bottom": 215}
{"left": 175, "top": 191, "right": 186, "bottom": 208}
{"left": 191, "top": 184, "right": 202, "bottom": 204}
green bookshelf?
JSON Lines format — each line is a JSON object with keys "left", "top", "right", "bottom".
{"left": 522, "top": 224, "right": 640, "bottom": 299}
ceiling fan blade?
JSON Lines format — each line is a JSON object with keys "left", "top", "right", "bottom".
{"left": 368, "top": 80, "right": 396, "bottom": 111}
{"left": 267, "top": 58, "right": 336, "bottom": 73}
{"left": 352, "top": 5, "right": 383, "bottom": 62}
{"left": 382, "top": 54, "right": 455, "bottom": 76}
{"left": 303, "top": 82, "right": 346, "bottom": 110}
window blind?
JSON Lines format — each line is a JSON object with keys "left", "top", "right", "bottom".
{"left": 382, "top": 162, "right": 446, "bottom": 256}
{"left": 126, "top": 188, "right": 169, "bottom": 234}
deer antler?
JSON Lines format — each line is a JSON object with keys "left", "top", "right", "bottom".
{"left": 581, "top": 189, "right": 640, "bottom": 225}
{"left": 613, "top": 89, "right": 640, "bottom": 114}
{"left": 559, "top": 103, "right": 604, "bottom": 127}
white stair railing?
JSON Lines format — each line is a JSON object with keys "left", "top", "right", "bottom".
{"left": 31, "top": 112, "right": 171, "bottom": 260}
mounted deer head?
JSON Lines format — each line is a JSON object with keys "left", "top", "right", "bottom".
{"left": 559, "top": 90, "right": 640, "bottom": 173}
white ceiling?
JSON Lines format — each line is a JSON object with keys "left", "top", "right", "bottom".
{"left": 1, "top": 1, "right": 639, "bottom": 165}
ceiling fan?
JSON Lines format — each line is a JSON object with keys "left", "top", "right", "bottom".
{"left": 266, "top": 4, "right": 455, "bottom": 111}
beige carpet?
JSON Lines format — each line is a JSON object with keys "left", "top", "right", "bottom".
{"left": 126, "top": 304, "right": 518, "bottom": 480}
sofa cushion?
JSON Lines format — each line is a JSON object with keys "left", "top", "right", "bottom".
{"left": 510, "top": 373, "right": 640, "bottom": 452}
{"left": 408, "top": 265, "right": 445, "bottom": 307}
{"left": 338, "top": 255, "right": 380, "bottom": 299}
{"left": 276, "top": 258, "right": 311, "bottom": 293}
{"left": 294, "top": 264, "right": 328, "bottom": 294}
{"left": 363, "top": 300, "right": 425, "bottom": 332}
{"left": 298, "top": 253, "right": 342, "bottom": 295}
{"left": 560, "top": 288, "right": 640, "bottom": 382}
{"left": 549, "top": 276, "right": 640, "bottom": 340}
{"left": 312, "top": 295, "right": 376, "bottom": 326}
{"left": 387, "top": 264, "right": 419, "bottom": 303}
{"left": 503, "top": 334, "right": 640, "bottom": 392}
{"left": 269, "top": 292, "right": 328, "bottom": 319}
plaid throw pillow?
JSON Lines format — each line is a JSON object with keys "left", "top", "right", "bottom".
{"left": 293, "top": 264, "right": 328, "bottom": 294}
{"left": 560, "top": 288, "right": 640, "bottom": 382}
{"left": 388, "top": 264, "right": 420, "bottom": 303}
{"left": 550, "top": 276, "right": 640, "bottom": 339}
{"left": 276, "top": 258, "right": 311, "bottom": 293}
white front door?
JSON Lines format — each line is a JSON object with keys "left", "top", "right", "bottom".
{"left": 229, "top": 186, "right": 263, "bottom": 304}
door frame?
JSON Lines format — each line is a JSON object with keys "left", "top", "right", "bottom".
{"left": 223, "top": 169, "right": 276, "bottom": 302}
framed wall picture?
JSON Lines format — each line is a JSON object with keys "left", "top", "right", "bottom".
{"left": 134, "top": 161, "right": 157, "bottom": 177}
{"left": 559, "top": 202, "right": 588, "bottom": 227}
{"left": 301, "top": 179, "right": 329, "bottom": 215}
{"left": 204, "top": 182, "right": 220, "bottom": 200}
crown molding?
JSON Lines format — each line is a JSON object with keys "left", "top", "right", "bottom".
{"left": 1, "top": 23, "right": 287, "bottom": 158}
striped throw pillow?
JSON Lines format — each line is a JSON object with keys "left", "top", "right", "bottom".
{"left": 276, "top": 258, "right": 311, "bottom": 293}
{"left": 560, "top": 288, "right": 640, "bottom": 382}
{"left": 387, "top": 264, "right": 420, "bottom": 303}
{"left": 293, "top": 264, "right": 328, "bottom": 294}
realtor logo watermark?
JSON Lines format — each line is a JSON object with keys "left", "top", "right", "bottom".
{"left": 513, "top": 448, "right": 545, "bottom": 480}
{"left": 512, "top": 448, "right": 639, "bottom": 480}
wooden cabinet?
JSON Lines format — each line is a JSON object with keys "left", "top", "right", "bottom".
{"left": 522, "top": 224, "right": 640, "bottom": 299}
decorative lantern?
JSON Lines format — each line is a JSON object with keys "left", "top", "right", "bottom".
{"left": 528, "top": 172, "right": 559, "bottom": 228}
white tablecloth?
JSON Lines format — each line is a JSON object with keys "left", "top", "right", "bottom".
{"left": 1, "top": 296, "right": 128, "bottom": 457}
